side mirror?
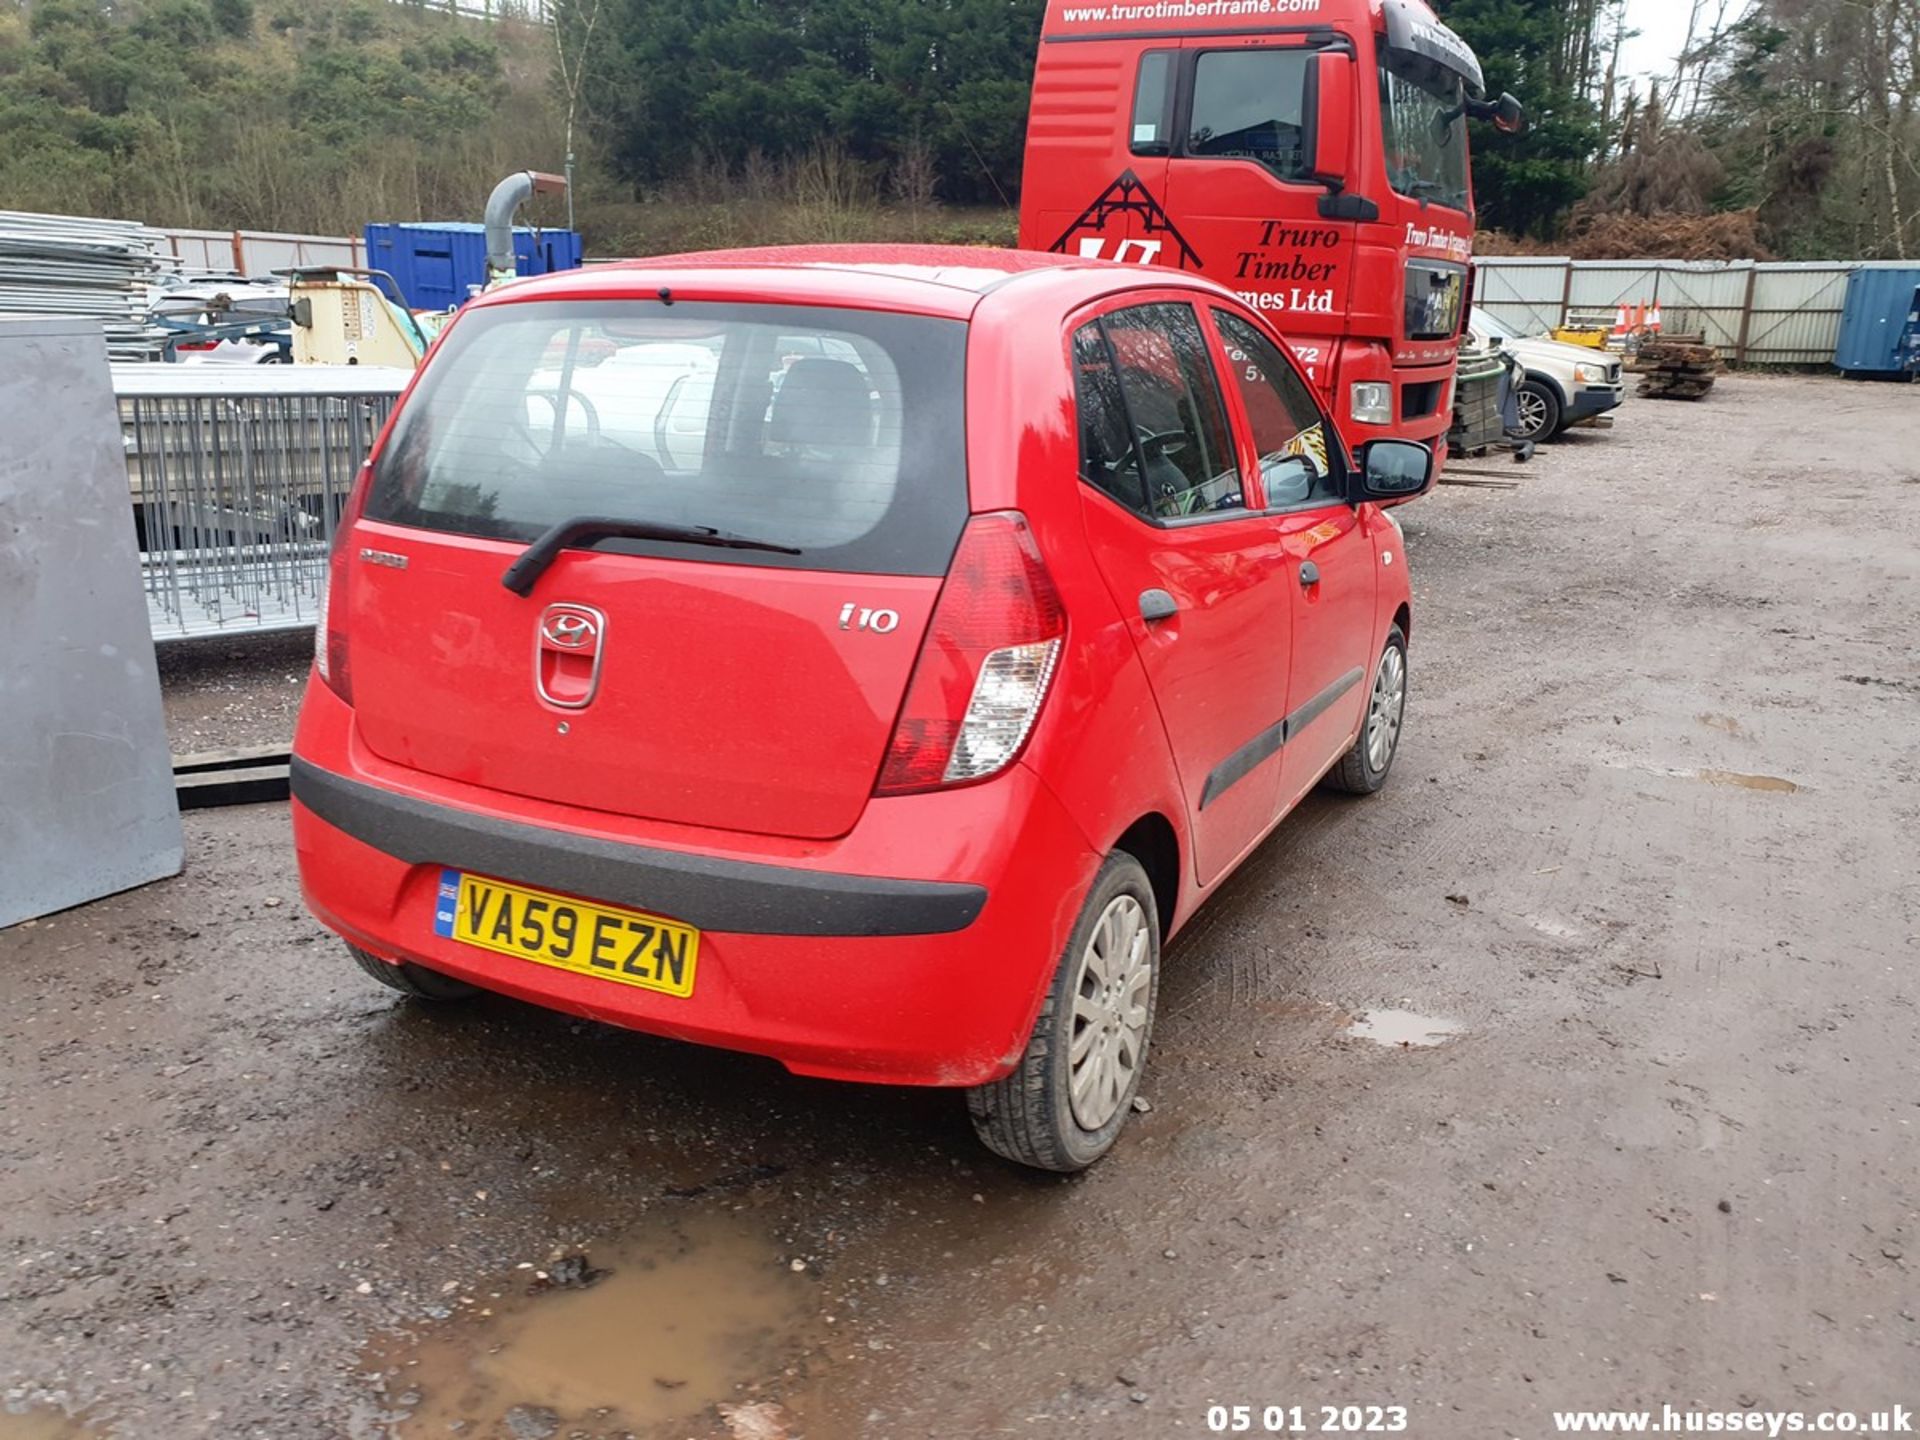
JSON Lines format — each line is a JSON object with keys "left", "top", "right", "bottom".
{"left": 1355, "top": 439, "right": 1433, "bottom": 500}
{"left": 1493, "top": 92, "right": 1525, "bottom": 134}
{"left": 1312, "top": 51, "right": 1353, "bottom": 187}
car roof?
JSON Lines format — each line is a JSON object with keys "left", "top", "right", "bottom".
{"left": 472, "top": 244, "right": 1241, "bottom": 323}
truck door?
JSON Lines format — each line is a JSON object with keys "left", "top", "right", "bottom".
{"left": 1070, "top": 298, "right": 1294, "bottom": 887}
{"left": 1021, "top": 46, "right": 1187, "bottom": 273}
{"left": 1204, "top": 305, "right": 1377, "bottom": 808}
{"left": 1162, "top": 41, "right": 1349, "bottom": 386}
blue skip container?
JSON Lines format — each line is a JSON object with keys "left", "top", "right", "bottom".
{"left": 363, "top": 222, "right": 583, "bottom": 312}
{"left": 1834, "top": 266, "right": 1920, "bottom": 379}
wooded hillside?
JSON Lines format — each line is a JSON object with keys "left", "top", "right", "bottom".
{"left": 3, "top": 0, "right": 1912, "bottom": 260}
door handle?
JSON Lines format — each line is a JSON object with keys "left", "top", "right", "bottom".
{"left": 1139, "top": 588, "right": 1179, "bottom": 622}
{"left": 1299, "top": 561, "right": 1321, "bottom": 588}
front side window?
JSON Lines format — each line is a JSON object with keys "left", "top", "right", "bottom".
{"left": 1378, "top": 51, "right": 1469, "bottom": 210}
{"left": 365, "top": 300, "right": 969, "bottom": 575}
{"left": 1187, "top": 50, "right": 1313, "bottom": 179}
{"left": 1213, "top": 311, "right": 1338, "bottom": 508}
{"left": 1073, "top": 302, "right": 1246, "bottom": 523}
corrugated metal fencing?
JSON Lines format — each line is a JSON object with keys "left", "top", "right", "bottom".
{"left": 116, "top": 365, "right": 410, "bottom": 642}
{"left": 1473, "top": 258, "right": 1911, "bottom": 364}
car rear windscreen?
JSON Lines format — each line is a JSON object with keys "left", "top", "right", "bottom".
{"left": 365, "top": 299, "right": 969, "bottom": 575}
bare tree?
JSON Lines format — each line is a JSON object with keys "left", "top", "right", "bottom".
{"left": 551, "top": 0, "right": 604, "bottom": 229}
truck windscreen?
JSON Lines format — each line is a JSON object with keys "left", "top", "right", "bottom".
{"left": 1378, "top": 53, "right": 1469, "bottom": 213}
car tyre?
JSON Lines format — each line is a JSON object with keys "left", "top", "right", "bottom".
{"left": 968, "top": 852, "right": 1160, "bottom": 1172}
{"left": 348, "top": 944, "right": 478, "bottom": 1000}
{"left": 1327, "top": 624, "right": 1408, "bottom": 795}
{"left": 1515, "top": 377, "right": 1562, "bottom": 440}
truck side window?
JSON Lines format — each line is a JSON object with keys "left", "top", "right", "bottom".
{"left": 1131, "top": 51, "right": 1174, "bottom": 153}
{"left": 1074, "top": 303, "right": 1246, "bottom": 523}
{"left": 1187, "top": 50, "right": 1312, "bottom": 180}
{"left": 1212, "top": 311, "right": 1338, "bottom": 509}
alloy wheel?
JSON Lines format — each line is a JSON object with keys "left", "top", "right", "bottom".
{"left": 1067, "top": 894, "right": 1152, "bottom": 1130}
{"left": 1365, "top": 643, "right": 1407, "bottom": 773}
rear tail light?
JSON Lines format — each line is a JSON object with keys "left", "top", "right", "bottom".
{"left": 876, "top": 511, "right": 1066, "bottom": 796}
{"left": 314, "top": 465, "right": 370, "bottom": 704}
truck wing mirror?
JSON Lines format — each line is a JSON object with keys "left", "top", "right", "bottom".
{"left": 1467, "top": 91, "right": 1527, "bottom": 134}
{"left": 1312, "top": 51, "right": 1353, "bottom": 187}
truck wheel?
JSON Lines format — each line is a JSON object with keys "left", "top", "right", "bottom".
{"left": 1515, "top": 378, "right": 1562, "bottom": 440}
{"left": 348, "top": 944, "right": 477, "bottom": 1000}
{"left": 1327, "top": 624, "right": 1408, "bottom": 795}
{"left": 968, "top": 852, "right": 1160, "bottom": 1172}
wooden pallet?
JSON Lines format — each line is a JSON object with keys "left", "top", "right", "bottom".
{"left": 1635, "top": 333, "right": 1720, "bottom": 400}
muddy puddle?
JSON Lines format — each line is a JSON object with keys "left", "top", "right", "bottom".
{"left": 1610, "top": 760, "right": 1801, "bottom": 793}
{"left": 0, "top": 1408, "right": 99, "bottom": 1440}
{"left": 367, "top": 1210, "right": 813, "bottom": 1438}
{"left": 1693, "top": 768, "right": 1799, "bottom": 792}
{"left": 1345, "top": 1009, "right": 1464, "bottom": 1048}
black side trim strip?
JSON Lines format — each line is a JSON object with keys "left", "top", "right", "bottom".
{"left": 1197, "top": 665, "right": 1367, "bottom": 811}
{"left": 1285, "top": 665, "right": 1366, "bottom": 741}
{"left": 290, "top": 758, "right": 988, "bottom": 938}
{"left": 1199, "top": 720, "right": 1285, "bottom": 811}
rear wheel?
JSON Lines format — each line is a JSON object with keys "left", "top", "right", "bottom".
{"left": 1326, "top": 624, "right": 1408, "bottom": 795}
{"left": 348, "top": 944, "right": 478, "bottom": 1001}
{"left": 968, "top": 852, "right": 1160, "bottom": 1172}
{"left": 1514, "top": 377, "right": 1562, "bottom": 440}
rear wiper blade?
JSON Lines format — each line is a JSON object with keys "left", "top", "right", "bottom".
{"left": 501, "top": 514, "right": 801, "bottom": 596}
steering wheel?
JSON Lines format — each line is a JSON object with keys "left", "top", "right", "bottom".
{"left": 1135, "top": 426, "right": 1189, "bottom": 458}
{"left": 521, "top": 388, "right": 603, "bottom": 450}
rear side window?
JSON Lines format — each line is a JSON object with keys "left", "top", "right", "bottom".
{"left": 1073, "top": 302, "right": 1246, "bottom": 522}
{"left": 366, "top": 300, "right": 969, "bottom": 575}
{"left": 1212, "top": 310, "right": 1338, "bottom": 508}
{"left": 1187, "top": 50, "right": 1312, "bottom": 179}
{"left": 1131, "top": 51, "right": 1174, "bottom": 153}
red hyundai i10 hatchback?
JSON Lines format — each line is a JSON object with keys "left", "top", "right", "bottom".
{"left": 291, "top": 245, "right": 1427, "bottom": 1171}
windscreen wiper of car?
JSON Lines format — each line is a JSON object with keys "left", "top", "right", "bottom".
{"left": 501, "top": 514, "right": 802, "bottom": 596}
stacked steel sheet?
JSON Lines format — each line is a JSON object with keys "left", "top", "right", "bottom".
{"left": 0, "top": 211, "right": 178, "bottom": 361}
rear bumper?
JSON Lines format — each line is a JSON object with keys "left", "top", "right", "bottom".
{"left": 291, "top": 759, "right": 986, "bottom": 938}
{"left": 290, "top": 682, "right": 1100, "bottom": 1087}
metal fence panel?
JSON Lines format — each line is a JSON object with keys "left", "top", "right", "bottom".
{"left": 1473, "top": 256, "right": 1892, "bottom": 364}
{"left": 1564, "top": 261, "right": 1666, "bottom": 322}
{"left": 1744, "top": 264, "right": 1858, "bottom": 364}
{"left": 113, "top": 365, "right": 410, "bottom": 642}
{"left": 1471, "top": 257, "right": 1569, "bottom": 336}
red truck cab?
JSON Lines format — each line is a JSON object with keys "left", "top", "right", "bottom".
{"left": 1019, "top": 0, "right": 1506, "bottom": 476}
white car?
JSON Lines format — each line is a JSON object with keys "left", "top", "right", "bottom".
{"left": 1468, "top": 308, "right": 1624, "bottom": 441}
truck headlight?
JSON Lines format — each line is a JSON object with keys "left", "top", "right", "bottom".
{"left": 1349, "top": 382, "right": 1392, "bottom": 425}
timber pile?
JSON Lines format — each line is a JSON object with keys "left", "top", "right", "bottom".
{"left": 1635, "top": 332, "right": 1720, "bottom": 400}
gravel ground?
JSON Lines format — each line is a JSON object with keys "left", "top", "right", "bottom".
{"left": 157, "top": 632, "right": 314, "bottom": 755}
{"left": 2, "top": 374, "right": 1915, "bottom": 1440}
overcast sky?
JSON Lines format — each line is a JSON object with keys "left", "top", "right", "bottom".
{"left": 1614, "top": 0, "right": 1756, "bottom": 88}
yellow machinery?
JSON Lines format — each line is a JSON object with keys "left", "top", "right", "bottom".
{"left": 287, "top": 268, "right": 438, "bottom": 367}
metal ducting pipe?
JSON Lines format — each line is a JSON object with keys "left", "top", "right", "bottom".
{"left": 483, "top": 170, "right": 570, "bottom": 286}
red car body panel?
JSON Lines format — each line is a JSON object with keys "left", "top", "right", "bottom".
{"left": 290, "top": 246, "right": 1413, "bottom": 1087}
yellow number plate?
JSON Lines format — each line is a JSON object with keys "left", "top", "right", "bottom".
{"left": 433, "top": 869, "right": 697, "bottom": 998}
